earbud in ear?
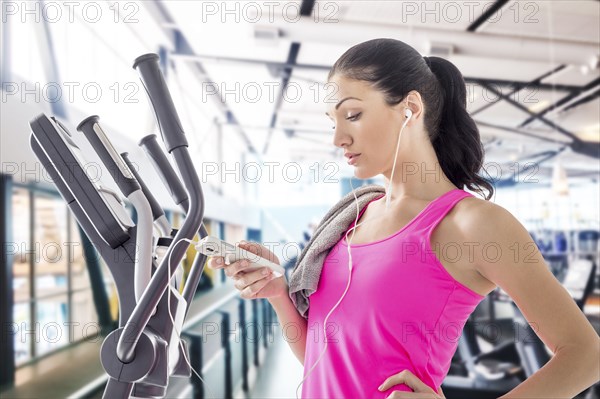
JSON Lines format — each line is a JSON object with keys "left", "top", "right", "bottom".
{"left": 405, "top": 108, "right": 412, "bottom": 119}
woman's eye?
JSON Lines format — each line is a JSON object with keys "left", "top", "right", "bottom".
{"left": 330, "top": 112, "right": 361, "bottom": 129}
{"left": 346, "top": 112, "right": 362, "bottom": 121}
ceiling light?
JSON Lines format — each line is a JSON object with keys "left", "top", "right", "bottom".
{"left": 577, "top": 123, "right": 600, "bottom": 142}
{"left": 425, "top": 41, "right": 454, "bottom": 58}
{"left": 552, "top": 158, "right": 569, "bottom": 196}
{"left": 528, "top": 100, "right": 550, "bottom": 113}
{"left": 253, "top": 25, "right": 281, "bottom": 45}
{"left": 580, "top": 54, "right": 599, "bottom": 75}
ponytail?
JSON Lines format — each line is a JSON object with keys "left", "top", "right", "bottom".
{"left": 328, "top": 39, "right": 494, "bottom": 200}
{"left": 426, "top": 56, "right": 494, "bottom": 200}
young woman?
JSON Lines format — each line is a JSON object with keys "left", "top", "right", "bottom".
{"left": 208, "top": 39, "right": 600, "bottom": 398}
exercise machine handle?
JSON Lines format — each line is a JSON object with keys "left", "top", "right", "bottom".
{"left": 133, "top": 53, "right": 188, "bottom": 153}
{"left": 121, "top": 152, "right": 165, "bottom": 223}
{"left": 77, "top": 115, "right": 141, "bottom": 197}
{"left": 139, "top": 134, "right": 190, "bottom": 212}
{"left": 116, "top": 52, "right": 204, "bottom": 366}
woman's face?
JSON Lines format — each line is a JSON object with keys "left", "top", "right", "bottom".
{"left": 326, "top": 74, "right": 405, "bottom": 180}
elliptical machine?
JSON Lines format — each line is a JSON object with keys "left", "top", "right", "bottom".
{"left": 29, "top": 53, "right": 209, "bottom": 399}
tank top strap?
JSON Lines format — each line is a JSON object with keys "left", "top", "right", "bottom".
{"left": 414, "top": 189, "right": 474, "bottom": 235}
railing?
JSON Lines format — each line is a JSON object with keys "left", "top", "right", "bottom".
{"left": 176, "top": 286, "right": 277, "bottom": 399}
{"left": 61, "top": 284, "right": 278, "bottom": 399}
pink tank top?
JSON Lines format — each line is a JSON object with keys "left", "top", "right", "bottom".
{"left": 301, "top": 189, "right": 485, "bottom": 398}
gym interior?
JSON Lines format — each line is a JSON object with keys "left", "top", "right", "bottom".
{"left": 1, "top": 1, "right": 599, "bottom": 398}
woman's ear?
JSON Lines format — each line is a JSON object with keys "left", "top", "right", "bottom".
{"left": 403, "top": 91, "right": 423, "bottom": 120}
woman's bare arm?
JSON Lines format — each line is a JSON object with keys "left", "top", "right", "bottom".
{"left": 268, "top": 288, "right": 308, "bottom": 365}
{"left": 465, "top": 201, "right": 600, "bottom": 398}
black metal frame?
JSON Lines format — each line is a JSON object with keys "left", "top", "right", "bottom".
{"left": 1, "top": 174, "right": 16, "bottom": 387}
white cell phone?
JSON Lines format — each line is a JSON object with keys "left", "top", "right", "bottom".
{"left": 195, "top": 236, "right": 285, "bottom": 278}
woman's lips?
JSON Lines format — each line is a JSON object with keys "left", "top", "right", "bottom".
{"left": 347, "top": 154, "right": 361, "bottom": 165}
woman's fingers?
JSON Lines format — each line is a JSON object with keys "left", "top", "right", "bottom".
{"left": 238, "top": 241, "right": 280, "bottom": 265}
{"left": 378, "top": 370, "right": 436, "bottom": 395}
{"left": 233, "top": 267, "right": 271, "bottom": 291}
{"left": 207, "top": 256, "right": 225, "bottom": 270}
{"left": 239, "top": 269, "right": 275, "bottom": 299}
{"left": 383, "top": 392, "right": 439, "bottom": 399}
{"left": 207, "top": 257, "right": 251, "bottom": 278}
{"left": 207, "top": 240, "right": 280, "bottom": 275}
{"left": 224, "top": 259, "right": 253, "bottom": 278}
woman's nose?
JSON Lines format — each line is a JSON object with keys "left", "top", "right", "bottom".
{"left": 332, "top": 127, "right": 351, "bottom": 149}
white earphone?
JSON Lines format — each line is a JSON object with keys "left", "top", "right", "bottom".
{"left": 296, "top": 101, "right": 413, "bottom": 399}
{"left": 385, "top": 104, "right": 412, "bottom": 209}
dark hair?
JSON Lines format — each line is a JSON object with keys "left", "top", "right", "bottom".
{"left": 328, "top": 38, "right": 494, "bottom": 200}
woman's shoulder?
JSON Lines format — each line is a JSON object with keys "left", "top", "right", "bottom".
{"left": 453, "top": 194, "right": 521, "bottom": 242}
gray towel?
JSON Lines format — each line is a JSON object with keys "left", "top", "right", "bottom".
{"left": 288, "top": 184, "right": 386, "bottom": 319}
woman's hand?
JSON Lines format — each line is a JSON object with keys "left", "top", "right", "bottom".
{"left": 378, "top": 370, "right": 445, "bottom": 398}
{"left": 207, "top": 240, "right": 288, "bottom": 300}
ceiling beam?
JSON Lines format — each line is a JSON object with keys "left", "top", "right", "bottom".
{"left": 244, "top": 13, "right": 599, "bottom": 65}
{"left": 467, "top": 0, "right": 511, "bottom": 32}
{"left": 470, "top": 64, "right": 568, "bottom": 117}
{"left": 474, "top": 120, "right": 572, "bottom": 145}
{"left": 478, "top": 83, "right": 600, "bottom": 158}
{"left": 520, "top": 78, "right": 600, "bottom": 127}
{"left": 263, "top": 42, "right": 301, "bottom": 154}
{"left": 299, "top": 0, "right": 316, "bottom": 17}
{"left": 478, "top": 81, "right": 578, "bottom": 141}
{"left": 563, "top": 89, "right": 600, "bottom": 112}
{"left": 170, "top": 52, "right": 588, "bottom": 92}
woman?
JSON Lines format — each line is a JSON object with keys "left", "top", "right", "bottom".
{"left": 208, "top": 39, "right": 600, "bottom": 398}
